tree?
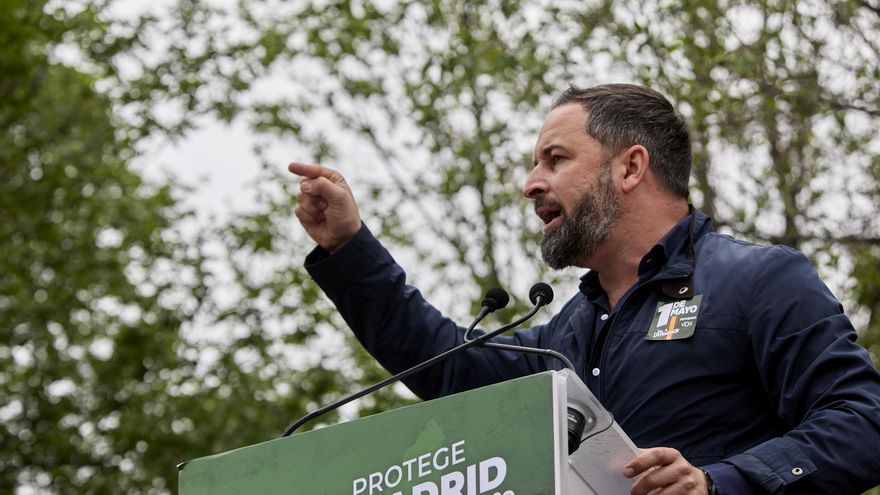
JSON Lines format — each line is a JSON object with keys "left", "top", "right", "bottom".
{"left": 136, "top": 1, "right": 880, "bottom": 489}
{"left": 0, "top": 1, "right": 407, "bottom": 493}
{"left": 164, "top": 0, "right": 614, "bottom": 316}
{"left": 579, "top": 0, "right": 880, "bottom": 360}
{"left": 167, "top": 0, "right": 879, "bottom": 351}
{"left": 4, "top": 0, "right": 878, "bottom": 492}
{"left": 0, "top": 2, "right": 193, "bottom": 491}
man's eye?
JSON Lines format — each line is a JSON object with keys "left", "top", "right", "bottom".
{"left": 551, "top": 155, "right": 564, "bottom": 164}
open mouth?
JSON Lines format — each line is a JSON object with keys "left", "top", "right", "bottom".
{"left": 535, "top": 204, "right": 563, "bottom": 231}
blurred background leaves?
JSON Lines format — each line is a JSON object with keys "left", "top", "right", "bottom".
{"left": 1, "top": 0, "right": 878, "bottom": 493}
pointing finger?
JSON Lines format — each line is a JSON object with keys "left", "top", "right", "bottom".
{"left": 288, "top": 162, "right": 322, "bottom": 178}
{"left": 288, "top": 162, "right": 346, "bottom": 184}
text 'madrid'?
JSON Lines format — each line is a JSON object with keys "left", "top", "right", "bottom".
{"left": 352, "top": 440, "right": 513, "bottom": 495}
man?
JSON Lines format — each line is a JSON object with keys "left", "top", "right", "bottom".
{"left": 290, "top": 84, "right": 880, "bottom": 494}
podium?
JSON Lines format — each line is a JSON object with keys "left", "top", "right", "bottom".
{"left": 178, "top": 370, "right": 639, "bottom": 494}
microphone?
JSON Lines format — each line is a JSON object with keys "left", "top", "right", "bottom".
{"left": 464, "top": 287, "right": 510, "bottom": 342}
{"left": 470, "top": 283, "right": 573, "bottom": 372}
{"left": 281, "top": 283, "right": 592, "bottom": 455}
{"left": 470, "top": 283, "right": 592, "bottom": 454}
{"left": 282, "top": 286, "right": 512, "bottom": 437}
{"left": 468, "top": 287, "right": 510, "bottom": 332}
{"left": 529, "top": 282, "right": 553, "bottom": 306}
{"left": 482, "top": 287, "right": 510, "bottom": 312}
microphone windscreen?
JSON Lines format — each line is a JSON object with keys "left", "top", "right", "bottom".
{"left": 482, "top": 287, "right": 510, "bottom": 311}
{"left": 529, "top": 282, "right": 554, "bottom": 305}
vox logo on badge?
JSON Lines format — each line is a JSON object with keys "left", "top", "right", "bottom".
{"left": 646, "top": 295, "right": 702, "bottom": 341}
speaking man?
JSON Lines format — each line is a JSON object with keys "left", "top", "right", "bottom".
{"left": 289, "top": 84, "right": 880, "bottom": 494}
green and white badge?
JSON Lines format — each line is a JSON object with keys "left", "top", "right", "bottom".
{"left": 646, "top": 295, "right": 703, "bottom": 341}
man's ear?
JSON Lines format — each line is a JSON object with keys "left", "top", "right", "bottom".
{"left": 620, "top": 145, "right": 649, "bottom": 194}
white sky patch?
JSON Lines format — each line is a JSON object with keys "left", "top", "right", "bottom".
{"left": 135, "top": 122, "right": 264, "bottom": 220}
{"left": 89, "top": 337, "right": 115, "bottom": 361}
{"left": 12, "top": 346, "right": 35, "bottom": 367}
{"left": 0, "top": 400, "right": 24, "bottom": 422}
{"left": 47, "top": 378, "right": 77, "bottom": 398}
{"left": 95, "top": 228, "right": 124, "bottom": 249}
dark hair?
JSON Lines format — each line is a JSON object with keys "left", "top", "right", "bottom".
{"left": 551, "top": 83, "right": 692, "bottom": 198}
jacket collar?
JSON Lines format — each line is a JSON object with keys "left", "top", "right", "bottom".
{"left": 579, "top": 207, "right": 714, "bottom": 301}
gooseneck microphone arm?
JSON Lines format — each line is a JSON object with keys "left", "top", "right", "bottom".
{"left": 468, "top": 283, "right": 585, "bottom": 456}
{"left": 477, "top": 341, "right": 576, "bottom": 372}
{"left": 464, "top": 283, "right": 576, "bottom": 372}
{"left": 282, "top": 287, "right": 535, "bottom": 438}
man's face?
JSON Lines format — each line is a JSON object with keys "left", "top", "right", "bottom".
{"left": 524, "top": 103, "right": 621, "bottom": 269}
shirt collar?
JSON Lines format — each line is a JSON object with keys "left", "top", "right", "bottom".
{"left": 579, "top": 270, "right": 604, "bottom": 303}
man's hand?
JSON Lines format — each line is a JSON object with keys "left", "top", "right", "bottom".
{"left": 288, "top": 162, "right": 361, "bottom": 253}
{"left": 625, "top": 447, "right": 708, "bottom": 495}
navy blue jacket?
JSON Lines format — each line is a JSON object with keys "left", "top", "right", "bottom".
{"left": 305, "top": 210, "right": 880, "bottom": 494}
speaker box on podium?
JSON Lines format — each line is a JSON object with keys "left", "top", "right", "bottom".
{"left": 178, "top": 369, "right": 639, "bottom": 494}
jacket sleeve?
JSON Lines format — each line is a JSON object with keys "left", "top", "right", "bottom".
{"left": 723, "top": 246, "right": 880, "bottom": 494}
{"left": 304, "top": 224, "right": 549, "bottom": 400}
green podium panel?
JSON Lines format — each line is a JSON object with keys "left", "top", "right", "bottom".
{"left": 179, "top": 372, "right": 558, "bottom": 495}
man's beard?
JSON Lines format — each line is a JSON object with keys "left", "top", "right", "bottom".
{"left": 540, "top": 161, "right": 620, "bottom": 269}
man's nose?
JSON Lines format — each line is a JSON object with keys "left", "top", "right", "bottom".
{"left": 523, "top": 168, "right": 548, "bottom": 199}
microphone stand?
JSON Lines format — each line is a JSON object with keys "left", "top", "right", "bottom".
{"left": 463, "top": 296, "right": 575, "bottom": 372}
{"left": 471, "top": 340, "right": 575, "bottom": 372}
{"left": 281, "top": 298, "right": 546, "bottom": 437}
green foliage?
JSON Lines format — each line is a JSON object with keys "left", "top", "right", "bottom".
{"left": 217, "top": 0, "right": 611, "bottom": 317}
{"left": 587, "top": 0, "right": 880, "bottom": 357}
{"left": 3, "top": 0, "right": 879, "bottom": 492}
{"left": 0, "top": 1, "right": 409, "bottom": 493}
{"left": 190, "top": 0, "right": 879, "bottom": 332}
{"left": 2, "top": 2, "right": 190, "bottom": 492}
